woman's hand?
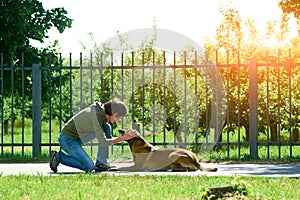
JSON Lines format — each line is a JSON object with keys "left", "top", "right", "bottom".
{"left": 123, "top": 129, "right": 138, "bottom": 140}
{"left": 111, "top": 129, "right": 138, "bottom": 144}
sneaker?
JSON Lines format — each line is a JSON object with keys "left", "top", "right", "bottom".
{"left": 49, "top": 150, "right": 60, "bottom": 173}
{"left": 94, "top": 163, "right": 115, "bottom": 172}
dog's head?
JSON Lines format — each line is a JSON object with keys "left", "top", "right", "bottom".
{"left": 118, "top": 129, "right": 153, "bottom": 153}
{"left": 118, "top": 129, "right": 144, "bottom": 144}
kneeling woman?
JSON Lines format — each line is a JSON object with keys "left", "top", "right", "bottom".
{"left": 49, "top": 98, "right": 137, "bottom": 173}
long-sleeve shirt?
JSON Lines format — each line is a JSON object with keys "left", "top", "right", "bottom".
{"left": 61, "top": 102, "right": 113, "bottom": 146}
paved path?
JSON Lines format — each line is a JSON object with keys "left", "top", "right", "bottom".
{"left": 1, "top": 162, "right": 300, "bottom": 178}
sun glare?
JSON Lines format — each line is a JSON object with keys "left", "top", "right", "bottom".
{"left": 227, "top": 0, "right": 299, "bottom": 50}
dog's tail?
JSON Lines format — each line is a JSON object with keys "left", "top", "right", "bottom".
{"left": 194, "top": 160, "right": 218, "bottom": 172}
{"left": 199, "top": 166, "right": 218, "bottom": 172}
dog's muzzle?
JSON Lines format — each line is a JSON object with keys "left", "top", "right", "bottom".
{"left": 118, "top": 129, "right": 125, "bottom": 135}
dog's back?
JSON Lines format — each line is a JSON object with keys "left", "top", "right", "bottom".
{"left": 136, "top": 146, "right": 200, "bottom": 171}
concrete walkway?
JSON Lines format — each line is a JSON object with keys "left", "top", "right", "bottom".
{"left": 1, "top": 162, "right": 300, "bottom": 178}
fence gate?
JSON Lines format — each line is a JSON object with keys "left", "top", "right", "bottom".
{"left": 0, "top": 51, "right": 299, "bottom": 160}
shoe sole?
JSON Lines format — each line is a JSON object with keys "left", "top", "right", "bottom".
{"left": 49, "top": 151, "right": 59, "bottom": 173}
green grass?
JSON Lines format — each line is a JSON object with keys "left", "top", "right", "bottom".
{"left": 0, "top": 174, "right": 298, "bottom": 199}
{"left": 0, "top": 119, "right": 61, "bottom": 144}
{"left": 1, "top": 118, "right": 300, "bottom": 163}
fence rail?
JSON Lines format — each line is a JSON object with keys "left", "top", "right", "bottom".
{"left": 0, "top": 51, "right": 299, "bottom": 160}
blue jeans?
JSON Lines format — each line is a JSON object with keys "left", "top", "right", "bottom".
{"left": 58, "top": 133, "right": 94, "bottom": 172}
{"left": 57, "top": 123, "right": 112, "bottom": 172}
{"left": 79, "top": 123, "right": 112, "bottom": 165}
{"left": 96, "top": 123, "right": 112, "bottom": 166}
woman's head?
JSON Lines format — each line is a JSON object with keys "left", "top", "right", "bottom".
{"left": 104, "top": 98, "right": 128, "bottom": 120}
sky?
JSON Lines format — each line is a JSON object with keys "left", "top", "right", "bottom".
{"left": 36, "top": 0, "right": 283, "bottom": 55}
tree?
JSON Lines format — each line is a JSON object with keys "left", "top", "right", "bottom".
{"left": 0, "top": 0, "right": 72, "bottom": 53}
{"left": 83, "top": 25, "right": 192, "bottom": 145}
{"left": 205, "top": 4, "right": 300, "bottom": 145}
{"left": 0, "top": 0, "right": 72, "bottom": 131}
{"left": 279, "top": 0, "right": 300, "bottom": 19}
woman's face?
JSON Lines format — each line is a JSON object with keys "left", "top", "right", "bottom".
{"left": 108, "top": 113, "right": 121, "bottom": 124}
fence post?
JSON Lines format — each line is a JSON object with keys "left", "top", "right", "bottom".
{"left": 32, "top": 63, "right": 42, "bottom": 158}
{"left": 249, "top": 59, "right": 258, "bottom": 158}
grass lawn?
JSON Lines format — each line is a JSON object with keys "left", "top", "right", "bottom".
{"left": 0, "top": 174, "right": 299, "bottom": 199}
{"left": 0, "top": 141, "right": 299, "bottom": 200}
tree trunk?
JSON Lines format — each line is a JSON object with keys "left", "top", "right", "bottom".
{"left": 270, "top": 124, "right": 278, "bottom": 142}
{"left": 4, "top": 119, "right": 8, "bottom": 134}
{"left": 292, "top": 128, "right": 299, "bottom": 142}
{"left": 245, "top": 126, "right": 250, "bottom": 141}
{"left": 175, "top": 131, "right": 185, "bottom": 148}
{"left": 214, "top": 128, "right": 222, "bottom": 143}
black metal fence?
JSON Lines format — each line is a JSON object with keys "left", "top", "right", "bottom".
{"left": 0, "top": 51, "right": 299, "bottom": 159}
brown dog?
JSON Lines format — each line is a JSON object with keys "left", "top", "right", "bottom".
{"left": 117, "top": 130, "right": 217, "bottom": 172}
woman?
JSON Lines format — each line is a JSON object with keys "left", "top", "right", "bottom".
{"left": 49, "top": 98, "right": 137, "bottom": 173}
